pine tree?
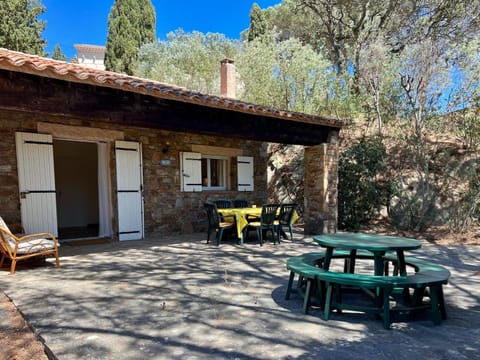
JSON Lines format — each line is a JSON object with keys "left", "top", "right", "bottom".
{"left": 51, "top": 44, "right": 66, "bottom": 61}
{"left": 248, "top": 3, "right": 268, "bottom": 42}
{"left": 0, "top": 0, "right": 46, "bottom": 55}
{"left": 105, "top": 0, "right": 156, "bottom": 75}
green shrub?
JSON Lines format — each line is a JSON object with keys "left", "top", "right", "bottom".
{"left": 450, "top": 175, "right": 480, "bottom": 232}
{"left": 338, "top": 136, "right": 392, "bottom": 230}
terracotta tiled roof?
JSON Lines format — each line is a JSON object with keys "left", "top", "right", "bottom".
{"left": 0, "top": 48, "right": 348, "bottom": 128}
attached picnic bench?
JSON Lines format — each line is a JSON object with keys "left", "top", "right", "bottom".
{"left": 285, "top": 250, "right": 373, "bottom": 313}
{"left": 285, "top": 252, "right": 450, "bottom": 329}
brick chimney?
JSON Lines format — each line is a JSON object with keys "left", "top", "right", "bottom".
{"left": 220, "top": 58, "right": 236, "bottom": 98}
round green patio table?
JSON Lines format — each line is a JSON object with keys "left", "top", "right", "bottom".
{"left": 312, "top": 233, "right": 422, "bottom": 276}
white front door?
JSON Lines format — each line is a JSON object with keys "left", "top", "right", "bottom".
{"left": 115, "top": 141, "right": 144, "bottom": 241}
{"left": 15, "top": 132, "right": 58, "bottom": 235}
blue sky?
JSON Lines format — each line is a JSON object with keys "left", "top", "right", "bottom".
{"left": 41, "top": 0, "right": 281, "bottom": 60}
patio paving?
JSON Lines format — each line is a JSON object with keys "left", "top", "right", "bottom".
{"left": 1, "top": 233, "right": 479, "bottom": 360}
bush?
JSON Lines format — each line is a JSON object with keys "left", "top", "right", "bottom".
{"left": 450, "top": 175, "right": 480, "bottom": 233}
{"left": 338, "top": 136, "right": 392, "bottom": 230}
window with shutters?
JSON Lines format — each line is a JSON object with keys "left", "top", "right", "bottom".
{"left": 181, "top": 152, "right": 253, "bottom": 192}
{"left": 201, "top": 156, "right": 228, "bottom": 190}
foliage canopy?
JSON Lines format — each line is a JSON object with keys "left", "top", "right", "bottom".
{"left": 105, "top": 0, "right": 156, "bottom": 75}
{"left": 133, "top": 0, "right": 480, "bottom": 232}
{"left": 0, "top": 0, "right": 46, "bottom": 55}
{"left": 51, "top": 44, "right": 66, "bottom": 61}
{"left": 137, "top": 30, "right": 240, "bottom": 95}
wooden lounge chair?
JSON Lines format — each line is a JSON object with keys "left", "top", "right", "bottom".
{"left": 0, "top": 216, "right": 60, "bottom": 274}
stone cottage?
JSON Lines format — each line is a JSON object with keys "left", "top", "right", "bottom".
{"left": 0, "top": 48, "right": 346, "bottom": 242}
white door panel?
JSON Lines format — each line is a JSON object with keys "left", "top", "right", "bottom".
{"left": 15, "top": 132, "right": 58, "bottom": 235}
{"left": 115, "top": 141, "right": 144, "bottom": 241}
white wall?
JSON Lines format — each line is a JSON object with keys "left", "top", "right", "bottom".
{"left": 74, "top": 44, "right": 105, "bottom": 70}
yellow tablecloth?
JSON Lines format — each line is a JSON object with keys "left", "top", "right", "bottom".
{"left": 219, "top": 207, "right": 299, "bottom": 241}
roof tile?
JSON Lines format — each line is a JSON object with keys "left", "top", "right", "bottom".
{"left": 0, "top": 48, "right": 348, "bottom": 128}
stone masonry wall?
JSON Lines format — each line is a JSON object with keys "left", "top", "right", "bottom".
{"left": 303, "top": 131, "right": 339, "bottom": 234}
{"left": 0, "top": 109, "right": 268, "bottom": 240}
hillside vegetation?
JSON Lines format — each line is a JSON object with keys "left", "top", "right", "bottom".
{"left": 268, "top": 114, "right": 480, "bottom": 244}
{"left": 132, "top": 1, "right": 480, "bottom": 241}
{"left": 339, "top": 116, "right": 479, "bottom": 232}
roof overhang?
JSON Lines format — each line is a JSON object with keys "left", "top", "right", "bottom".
{"left": 0, "top": 48, "right": 349, "bottom": 145}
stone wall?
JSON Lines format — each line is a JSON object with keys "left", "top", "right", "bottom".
{"left": 137, "top": 127, "right": 268, "bottom": 238}
{"left": 303, "top": 131, "right": 339, "bottom": 234}
{"left": 0, "top": 109, "right": 268, "bottom": 239}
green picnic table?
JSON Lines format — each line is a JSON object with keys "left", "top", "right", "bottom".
{"left": 313, "top": 232, "right": 422, "bottom": 276}
{"left": 286, "top": 233, "right": 450, "bottom": 328}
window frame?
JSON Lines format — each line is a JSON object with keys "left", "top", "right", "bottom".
{"left": 201, "top": 155, "right": 229, "bottom": 191}
{"left": 180, "top": 149, "right": 254, "bottom": 193}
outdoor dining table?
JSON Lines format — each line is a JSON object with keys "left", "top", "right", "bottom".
{"left": 312, "top": 233, "right": 422, "bottom": 276}
{"left": 219, "top": 207, "right": 299, "bottom": 245}
{"left": 289, "top": 233, "right": 449, "bottom": 328}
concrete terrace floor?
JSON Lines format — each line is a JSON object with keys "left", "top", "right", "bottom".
{"left": 1, "top": 232, "right": 480, "bottom": 360}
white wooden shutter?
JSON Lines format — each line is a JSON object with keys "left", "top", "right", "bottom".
{"left": 180, "top": 152, "right": 202, "bottom": 192}
{"left": 237, "top": 156, "right": 254, "bottom": 191}
{"left": 15, "top": 132, "right": 58, "bottom": 235}
{"left": 115, "top": 141, "right": 144, "bottom": 241}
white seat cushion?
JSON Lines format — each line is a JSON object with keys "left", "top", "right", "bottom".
{"left": 14, "top": 238, "right": 56, "bottom": 255}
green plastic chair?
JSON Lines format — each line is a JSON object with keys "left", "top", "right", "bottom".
{"left": 245, "top": 204, "right": 280, "bottom": 246}
{"left": 204, "top": 203, "right": 236, "bottom": 246}
{"left": 276, "top": 203, "right": 297, "bottom": 241}
{"left": 233, "top": 199, "right": 249, "bottom": 208}
{"left": 214, "top": 199, "right": 232, "bottom": 209}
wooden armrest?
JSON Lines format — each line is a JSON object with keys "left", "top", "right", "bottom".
{"left": 18, "top": 232, "right": 58, "bottom": 243}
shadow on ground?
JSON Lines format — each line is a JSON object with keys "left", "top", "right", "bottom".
{"left": 1, "top": 233, "right": 479, "bottom": 360}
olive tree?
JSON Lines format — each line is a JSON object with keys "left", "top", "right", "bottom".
{"left": 136, "top": 30, "right": 240, "bottom": 95}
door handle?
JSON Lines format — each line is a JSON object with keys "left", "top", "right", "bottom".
{"left": 20, "top": 190, "right": 56, "bottom": 198}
